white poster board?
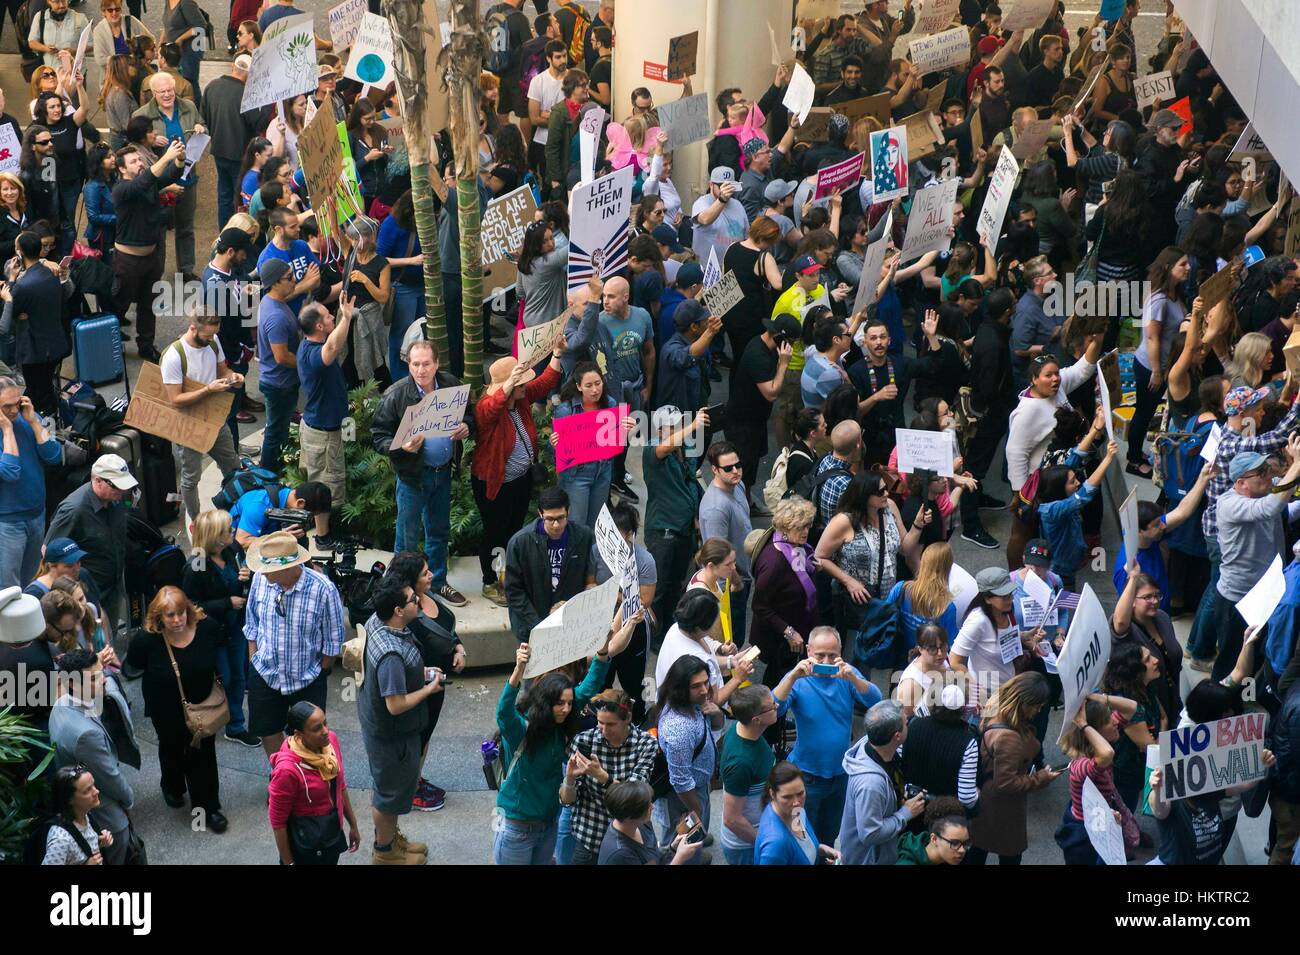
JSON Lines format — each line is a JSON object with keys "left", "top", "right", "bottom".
{"left": 387, "top": 385, "right": 471, "bottom": 449}
{"left": 1082, "top": 777, "right": 1128, "bottom": 865}
{"left": 71, "top": 22, "right": 92, "bottom": 81}
{"left": 976, "top": 145, "right": 1021, "bottom": 250}
{"left": 913, "top": 0, "right": 961, "bottom": 36}
{"left": 343, "top": 12, "right": 396, "bottom": 87}
{"left": 949, "top": 563, "right": 978, "bottom": 619}
{"left": 1055, "top": 583, "right": 1111, "bottom": 743}
{"left": 524, "top": 577, "right": 622, "bottom": 678}
{"left": 1098, "top": 352, "right": 1117, "bottom": 443}
{"left": 702, "top": 247, "right": 722, "bottom": 289}
{"left": 701, "top": 271, "right": 744, "bottom": 317}
{"left": 1237, "top": 554, "right": 1286, "bottom": 629}
{"left": 657, "top": 94, "right": 712, "bottom": 151}
{"left": 900, "top": 178, "right": 960, "bottom": 263}
{"left": 1231, "top": 122, "right": 1271, "bottom": 160}
{"left": 1158, "top": 713, "right": 1270, "bottom": 802}
{"left": 895, "top": 428, "right": 957, "bottom": 477}
{"left": 783, "top": 62, "right": 816, "bottom": 125}
{"left": 0, "top": 124, "right": 24, "bottom": 173}
{"left": 853, "top": 212, "right": 894, "bottom": 314}
{"left": 1119, "top": 487, "right": 1140, "bottom": 569}
{"left": 1000, "top": 0, "right": 1057, "bottom": 32}
{"left": 578, "top": 107, "right": 605, "bottom": 187}
{"left": 1199, "top": 422, "right": 1223, "bottom": 463}
{"left": 567, "top": 165, "right": 634, "bottom": 291}
{"left": 241, "top": 13, "right": 318, "bottom": 112}
{"left": 328, "top": 0, "right": 368, "bottom": 51}
{"left": 1134, "top": 71, "right": 1175, "bottom": 109}
{"left": 908, "top": 26, "right": 970, "bottom": 77}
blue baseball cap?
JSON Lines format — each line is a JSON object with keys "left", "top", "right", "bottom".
{"left": 1228, "top": 451, "right": 1269, "bottom": 481}
{"left": 45, "top": 537, "right": 87, "bottom": 565}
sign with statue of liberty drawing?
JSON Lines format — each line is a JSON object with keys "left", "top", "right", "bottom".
{"left": 242, "top": 13, "right": 318, "bottom": 112}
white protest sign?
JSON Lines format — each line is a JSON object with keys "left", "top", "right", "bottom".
{"left": 1237, "top": 554, "right": 1286, "bottom": 629}
{"left": 1020, "top": 568, "right": 1055, "bottom": 630}
{"left": 657, "top": 94, "right": 711, "bottom": 151}
{"left": 914, "top": 0, "right": 960, "bottom": 35}
{"left": 999, "top": 0, "right": 1056, "bottom": 32}
{"left": 976, "top": 145, "right": 1021, "bottom": 250}
{"left": 783, "top": 62, "right": 816, "bottom": 125}
{"left": 1055, "top": 584, "right": 1111, "bottom": 743}
{"left": 1199, "top": 423, "right": 1222, "bottom": 463}
{"left": 1119, "top": 487, "right": 1140, "bottom": 570}
{"left": 701, "top": 270, "right": 744, "bottom": 317}
{"left": 908, "top": 26, "right": 970, "bottom": 77}
{"left": 181, "top": 131, "right": 210, "bottom": 180}
{"left": 895, "top": 428, "right": 956, "bottom": 477}
{"left": 899, "top": 178, "right": 960, "bottom": 263}
{"left": 768, "top": 23, "right": 784, "bottom": 66}
{"left": 594, "top": 505, "right": 632, "bottom": 577}
{"left": 524, "top": 577, "right": 622, "bottom": 678}
{"left": 578, "top": 107, "right": 605, "bottom": 187}
{"left": 1158, "top": 713, "right": 1270, "bottom": 802}
{"left": 1082, "top": 778, "right": 1127, "bottom": 865}
{"left": 798, "top": 290, "right": 831, "bottom": 321}
{"left": 949, "top": 563, "right": 978, "bottom": 619}
{"left": 387, "top": 385, "right": 471, "bottom": 449}
{"left": 567, "top": 165, "right": 634, "bottom": 291}
{"left": 515, "top": 313, "right": 568, "bottom": 370}
{"left": 0, "top": 124, "right": 19, "bottom": 174}
{"left": 1134, "top": 71, "right": 1175, "bottom": 110}
{"left": 1098, "top": 352, "right": 1116, "bottom": 443}
{"left": 344, "top": 12, "right": 396, "bottom": 87}
{"left": 71, "top": 21, "right": 92, "bottom": 81}
{"left": 702, "top": 247, "right": 722, "bottom": 289}
{"left": 242, "top": 13, "right": 318, "bottom": 112}
{"left": 328, "top": 0, "right": 368, "bottom": 51}
{"left": 853, "top": 212, "right": 893, "bottom": 314}
{"left": 1231, "top": 123, "right": 1271, "bottom": 160}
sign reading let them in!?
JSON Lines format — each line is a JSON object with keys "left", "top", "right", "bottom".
{"left": 125, "top": 363, "right": 235, "bottom": 454}
{"left": 388, "top": 385, "right": 471, "bottom": 449}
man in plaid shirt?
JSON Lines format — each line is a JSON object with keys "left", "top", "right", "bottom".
{"left": 559, "top": 691, "right": 660, "bottom": 865}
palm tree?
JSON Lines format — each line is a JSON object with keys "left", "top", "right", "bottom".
{"left": 444, "top": 0, "right": 484, "bottom": 386}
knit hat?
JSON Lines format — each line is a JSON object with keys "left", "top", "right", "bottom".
{"left": 1223, "top": 385, "right": 1268, "bottom": 418}
{"left": 257, "top": 257, "right": 293, "bottom": 287}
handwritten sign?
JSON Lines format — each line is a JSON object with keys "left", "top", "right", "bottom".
{"left": 554, "top": 404, "right": 629, "bottom": 471}
{"left": 1134, "top": 71, "right": 1174, "bottom": 109}
{"left": 701, "top": 270, "right": 744, "bottom": 317}
{"left": 0, "top": 125, "right": 21, "bottom": 174}
{"left": 388, "top": 385, "right": 470, "bottom": 449}
{"left": 1011, "top": 118, "right": 1055, "bottom": 161}
{"left": 1159, "top": 714, "right": 1270, "bottom": 802}
{"left": 124, "top": 363, "right": 234, "bottom": 454}
{"left": 594, "top": 505, "right": 639, "bottom": 621}
{"left": 1119, "top": 487, "right": 1139, "bottom": 577}
{"left": 516, "top": 313, "right": 568, "bottom": 370}
{"left": 814, "top": 152, "right": 866, "bottom": 201}
{"left": 795, "top": 107, "right": 834, "bottom": 143}
{"left": 783, "top": 62, "right": 816, "bottom": 126}
{"left": 914, "top": 0, "right": 960, "bottom": 35}
{"left": 976, "top": 145, "right": 1021, "bottom": 250}
{"left": 853, "top": 212, "right": 893, "bottom": 314}
{"left": 344, "top": 12, "right": 396, "bottom": 86}
{"left": 578, "top": 106, "right": 605, "bottom": 186}
{"left": 241, "top": 13, "right": 317, "bottom": 112}
{"left": 1055, "top": 584, "right": 1111, "bottom": 743}
{"left": 908, "top": 26, "right": 970, "bottom": 77}
{"left": 899, "top": 178, "right": 960, "bottom": 263}
{"left": 902, "top": 110, "right": 943, "bottom": 161}
{"left": 525, "top": 577, "right": 622, "bottom": 678}
{"left": 895, "top": 428, "right": 957, "bottom": 477}
{"left": 328, "top": 0, "right": 367, "bottom": 51}
{"left": 656, "top": 93, "right": 711, "bottom": 151}
{"left": 1197, "top": 265, "right": 1237, "bottom": 312}
{"left": 666, "top": 31, "right": 699, "bottom": 81}
{"left": 1082, "top": 778, "right": 1127, "bottom": 865}
{"left": 71, "top": 21, "right": 92, "bottom": 81}
{"left": 568, "top": 166, "right": 634, "bottom": 291}
{"left": 1231, "top": 123, "right": 1271, "bottom": 160}
{"left": 999, "top": 0, "right": 1056, "bottom": 32}
{"left": 869, "top": 125, "right": 910, "bottom": 203}
{"left": 482, "top": 185, "right": 539, "bottom": 298}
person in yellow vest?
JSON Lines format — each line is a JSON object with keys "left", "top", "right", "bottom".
{"left": 771, "top": 255, "right": 849, "bottom": 446}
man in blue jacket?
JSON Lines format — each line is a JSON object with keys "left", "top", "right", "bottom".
{"left": 0, "top": 376, "right": 62, "bottom": 586}
{"left": 840, "top": 700, "right": 927, "bottom": 864}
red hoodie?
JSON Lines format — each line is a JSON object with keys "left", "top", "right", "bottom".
{"left": 267, "top": 731, "right": 349, "bottom": 830}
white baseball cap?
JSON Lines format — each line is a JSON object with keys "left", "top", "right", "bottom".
{"left": 91, "top": 453, "right": 138, "bottom": 490}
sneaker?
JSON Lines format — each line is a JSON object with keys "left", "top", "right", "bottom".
{"left": 224, "top": 729, "right": 262, "bottom": 747}
{"left": 438, "top": 583, "right": 468, "bottom": 607}
{"left": 1187, "top": 656, "right": 1216, "bottom": 673}
{"left": 373, "top": 842, "right": 425, "bottom": 865}
{"left": 481, "top": 581, "right": 509, "bottom": 607}
{"left": 393, "top": 828, "right": 427, "bottom": 855}
{"left": 961, "top": 526, "right": 999, "bottom": 549}
{"left": 977, "top": 492, "right": 1006, "bottom": 509}
{"left": 412, "top": 790, "right": 445, "bottom": 812}
{"left": 611, "top": 479, "right": 639, "bottom": 502}
{"left": 239, "top": 443, "right": 260, "bottom": 457}
{"left": 206, "top": 810, "right": 229, "bottom": 834}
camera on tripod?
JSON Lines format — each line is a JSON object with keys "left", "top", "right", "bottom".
{"left": 265, "top": 507, "right": 312, "bottom": 538}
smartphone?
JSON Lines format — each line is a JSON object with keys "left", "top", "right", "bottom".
{"left": 677, "top": 811, "right": 701, "bottom": 835}
{"left": 58, "top": 255, "right": 72, "bottom": 269}
{"left": 811, "top": 663, "right": 838, "bottom": 676}
{"left": 704, "top": 402, "right": 726, "bottom": 431}
{"left": 576, "top": 740, "right": 593, "bottom": 759}
{"left": 686, "top": 826, "right": 706, "bottom": 845}
{"left": 1048, "top": 763, "right": 1069, "bottom": 774}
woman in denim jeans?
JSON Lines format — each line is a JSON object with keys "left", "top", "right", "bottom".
{"left": 549, "top": 362, "right": 635, "bottom": 530}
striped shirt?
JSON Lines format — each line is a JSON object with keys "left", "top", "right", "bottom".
{"left": 566, "top": 725, "right": 661, "bottom": 855}
{"left": 246, "top": 566, "right": 346, "bottom": 694}
{"left": 814, "top": 454, "right": 853, "bottom": 527}
{"left": 1202, "top": 397, "right": 1300, "bottom": 540}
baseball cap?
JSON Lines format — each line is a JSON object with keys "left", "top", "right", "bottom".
{"left": 216, "top": 227, "right": 253, "bottom": 256}
{"left": 1023, "top": 539, "right": 1051, "bottom": 568}
{"left": 676, "top": 261, "right": 704, "bottom": 288}
{"left": 709, "top": 166, "right": 737, "bottom": 185}
{"left": 91, "top": 453, "right": 138, "bottom": 490}
{"left": 674, "top": 299, "right": 709, "bottom": 330}
{"left": 44, "top": 537, "right": 87, "bottom": 565}
{"left": 1147, "top": 108, "right": 1184, "bottom": 130}
{"left": 318, "top": 63, "right": 338, "bottom": 79}
{"left": 977, "top": 36, "right": 1003, "bottom": 55}
{"left": 652, "top": 405, "right": 685, "bottom": 433}
{"left": 257, "top": 257, "right": 293, "bottom": 287}
{"left": 764, "top": 178, "right": 797, "bottom": 203}
{"left": 792, "top": 254, "right": 822, "bottom": 275}
{"left": 1223, "top": 385, "right": 1268, "bottom": 418}
{"left": 763, "top": 313, "right": 802, "bottom": 341}
{"left": 234, "top": 53, "right": 252, "bottom": 72}
{"left": 651, "top": 223, "right": 685, "bottom": 254}
{"left": 975, "top": 567, "right": 1017, "bottom": 597}
{"left": 1228, "top": 451, "right": 1270, "bottom": 481}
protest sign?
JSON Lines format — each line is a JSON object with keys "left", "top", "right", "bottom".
{"left": 970, "top": 106, "right": 985, "bottom": 151}
{"left": 1100, "top": 0, "right": 1126, "bottom": 17}
{"left": 1011, "top": 118, "right": 1055, "bottom": 161}
{"left": 908, "top": 26, "right": 970, "bottom": 76}
{"left": 1019, "top": 567, "right": 1055, "bottom": 630}
{"left": 1237, "top": 555, "right": 1286, "bottom": 629}
{"left": 814, "top": 152, "right": 866, "bottom": 201}
{"left": 1082, "top": 778, "right": 1127, "bottom": 865}
{"left": 795, "top": 107, "right": 833, "bottom": 143}
{"left": 124, "top": 363, "right": 235, "bottom": 454}
{"left": 1285, "top": 326, "right": 1300, "bottom": 378}
{"left": 999, "top": 0, "right": 1056, "bottom": 32}
{"left": 853, "top": 213, "right": 893, "bottom": 314}
{"left": 923, "top": 83, "right": 947, "bottom": 114}
{"left": 1196, "top": 265, "right": 1237, "bottom": 312}
{"left": 71, "top": 22, "right": 92, "bottom": 81}
{"left": 666, "top": 31, "right": 699, "bottom": 80}
{"left": 242, "top": 13, "right": 317, "bottom": 112}
{"left": 1286, "top": 187, "right": 1300, "bottom": 259}
{"left": 0, "top": 124, "right": 18, "bottom": 174}
{"left": 1097, "top": 348, "right": 1122, "bottom": 415}
{"left": 1158, "top": 713, "right": 1270, "bottom": 802}
{"left": 914, "top": 0, "right": 960, "bottom": 36}
{"left": 837, "top": 93, "right": 894, "bottom": 129}
{"left": 1098, "top": 354, "right": 1116, "bottom": 443}
{"left": 702, "top": 247, "right": 722, "bottom": 290}
{"left": 1134, "top": 71, "right": 1175, "bottom": 109}
{"left": 795, "top": 0, "right": 839, "bottom": 18}
{"left": 1199, "top": 422, "right": 1222, "bottom": 464}
{"left": 1168, "top": 96, "right": 1193, "bottom": 137}
{"left": 525, "top": 577, "right": 622, "bottom": 678}
{"left": 1119, "top": 487, "right": 1139, "bottom": 571}
{"left": 578, "top": 106, "right": 605, "bottom": 186}
{"left": 869, "top": 126, "right": 910, "bottom": 203}
{"left": 769, "top": 24, "right": 785, "bottom": 67}
{"left": 949, "top": 563, "right": 978, "bottom": 620}
{"left": 516, "top": 313, "right": 568, "bottom": 370}
{"left": 595, "top": 505, "right": 632, "bottom": 577}
{"left": 899, "top": 178, "right": 960, "bottom": 263}
{"left": 976, "top": 145, "right": 1021, "bottom": 250}
{"left": 701, "top": 271, "right": 744, "bottom": 318}
{"left": 328, "top": 0, "right": 367, "bottom": 51}
{"left": 1231, "top": 122, "right": 1271, "bottom": 160}
{"left": 1055, "top": 584, "right": 1111, "bottom": 742}
{"left": 783, "top": 62, "right": 816, "bottom": 125}
{"left": 554, "top": 404, "right": 629, "bottom": 471}
{"left": 902, "top": 110, "right": 942, "bottom": 161}
{"left": 344, "top": 13, "right": 396, "bottom": 87}
{"left": 657, "top": 94, "right": 711, "bottom": 150}
{"left": 568, "top": 166, "right": 633, "bottom": 291}
{"left": 895, "top": 428, "right": 957, "bottom": 477}
{"left": 387, "top": 385, "right": 471, "bottom": 449}
{"left": 297, "top": 96, "right": 342, "bottom": 208}
{"left": 481, "top": 185, "right": 539, "bottom": 299}
{"left": 182, "top": 132, "right": 209, "bottom": 180}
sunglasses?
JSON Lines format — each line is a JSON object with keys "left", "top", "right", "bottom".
{"left": 716, "top": 462, "right": 741, "bottom": 472}
{"left": 35, "top": 139, "right": 53, "bottom": 146}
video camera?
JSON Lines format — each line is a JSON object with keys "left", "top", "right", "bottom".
{"left": 265, "top": 507, "right": 312, "bottom": 537}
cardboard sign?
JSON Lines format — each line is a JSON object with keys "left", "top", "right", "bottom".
{"left": 124, "top": 363, "right": 234, "bottom": 454}
{"left": 516, "top": 313, "right": 568, "bottom": 370}
{"left": 902, "top": 110, "right": 943, "bottom": 161}
{"left": 795, "top": 0, "right": 839, "bottom": 16}
{"left": 567, "top": 165, "right": 633, "bottom": 291}
{"left": 1237, "top": 555, "right": 1286, "bottom": 629}
{"left": 1119, "top": 487, "right": 1139, "bottom": 574}
{"left": 795, "top": 107, "right": 834, "bottom": 143}
{"left": 869, "top": 125, "right": 910, "bottom": 203}
{"left": 1010, "top": 118, "right": 1055, "bottom": 161}
{"left": 999, "top": 0, "right": 1056, "bottom": 32}
{"left": 908, "top": 26, "right": 970, "bottom": 77}
{"left": 524, "top": 577, "right": 622, "bottom": 678}
{"left": 1134, "top": 71, "right": 1175, "bottom": 110}
{"left": 344, "top": 12, "right": 396, "bottom": 87}
{"left": 899, "top": 178, "right": 960, "bottom": 263}
{"left": 1158, "top": 714, "right": 1270, "bottom": 802}
{"left": 1055, "top": 584, "right": 1111, "bottom": 743}
{"left": 1285, "top": 188, "right": 1300, "bottom": 259}
{"left": 923, "top": 83, "right": 948, "bottom": 114}
{"left": 1097, "top": 348, "right": 1122, "bottom": 414}
{"left": 666, "top": 31, "right": 699, "bottom": 81}
{"left": 1231, "top": 123, "right": 1271, "bottom": 161}
{"left": 783, "top": 62, "right": 817, "bottom": 126}
{"left": 914, "top": 0, "right": 961, "bottom": 36}
{"left": 482, "top": 185, "right": 539, "bottom": 298}
{"left": 242, "top": 13, "right": 317, "bottom": 112}
{"left": 814, "top": 152, "right": 866, "bottom": 201}
{"left": 701, "top": 270, "right": 744, "bottom": 317}
{"left": 0, "top": 124, "right": 22, "bottom": 174}
{"left": 554, "top": 404, "right": 629, "bottom": 471}
{"left": 970, "top": 106, "right": 985, "bottom": 151}
{"left": 387, "top": 385, "right": 471, "bottom": 449}
{"left": 328, "top": 0, "right": 367, "bottom": 51}
{"left": 1284, "top": 325, "right": 1300, "bottom": 379}
{"left": 837, "top": 93, "right": 894, "bottom": 129}
{"left": 656, "top": 93, "right": 711, "bottom": 151}
{"left": 895, "top": 427, "right": 957, "bottom": 477}
{"left": 1082, "top": 777, "right": 1127, "bottom": 865}
{"left": 976, "top": 145, "right": 1021, "bottom": 250}
{"left": 853, "top": 211, "right": 893, "bottom": 314}
{"left": 1196, "top": 265, "right": 1237, "bottom": 312}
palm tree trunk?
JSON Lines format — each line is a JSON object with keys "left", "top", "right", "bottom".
{"left": 447, "top": 0, "right": 483, "bottom": 386}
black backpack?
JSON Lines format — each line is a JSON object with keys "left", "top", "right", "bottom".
{"left": 795, "top": 460, "right": 851, "bottom": 544}
{"left": 647, "top": 720, "right": 709, "bottom": 799}
{"left": 25, "top": 816, "right": 95, "bottom": 865}
{"left": 211, "top": 459, "right": 283, "bottom": 512}
{"left": 484, "top": 4, "right": 517, "bottom": 76}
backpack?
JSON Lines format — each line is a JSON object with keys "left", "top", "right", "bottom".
{"left": 15, "top": 1, "right": 37, "bottom": 67}
{"left": 518, "top": 37, "right": 546, "bottom": 99}
{"left": 168, "top": 338, "right": 220, "bottom": 380}
{"left": 560, "top": 1, "right": 591, "bottom": 66}
{"left": 647, "top": 723, "right": 709, "bottom": 799}
{"left": 484, "top": 5, "right": 516, "bottom": 76}
{"left": 762, "top": 446, "right": 814, "bottom": 510}
{"left": 1153, "top": 415, "right": 1213, "bottom": 495}
{"left": 210, "top": 458, "right": 283, "bottom": 512}
{"left": 24, "top": 816, "right": 95, "bottom": 865}
{"left": 797, "top": 459, "right": 851, "bottom": 545}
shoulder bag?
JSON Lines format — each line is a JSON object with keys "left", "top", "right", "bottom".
{"left": 163, "top": 636, "right": 230, "bottom": 748}
{"left": 287, "top": 776, "right": 348, "bottom": 863}
{"left": 848, "top": 510, "right": 906, "bottom": 671}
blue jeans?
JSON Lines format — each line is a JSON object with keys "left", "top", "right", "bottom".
{"left": 0, "top": 515, "right": 44, "bottom": 588}
{"left": 723, "top": 845, "right": 753, "bottom": 865}
{"left": 554, "top": 804, "right": 575, "bottom": 865}
{"left": 213, "top": 632, "right": 248, "bottom": 733}
{"left": 493, "top": 816, "right": 559, "bottom": 865}
{"left": 214, "top": 157, "right": 242, "bottom": 229}
{"left": 442, "top": 272, "right": 464, "bottom": 379}
{"left": 557, "top": 460, "right": 612, "bottom": 531}
{"left": 802, "top": 772, "right": 847, "bottom": 847}
{"left": 57, "top": 180, "right": 81, "bottom": 254}
{"left": 394, "top": 465, "right": 452, "bottom": 588}
{"left": 259, "top": 381, "right": 299, "bottom": 474}
{"left": 180, "top": 48, "right": 202, "bottom": 110}
{"left": 1186, "top": 535, "right": 1221, "bottom": 660}
{"left": 656, "top": 770, "right": 713, "bottom": 860}
{"left": 389, "top": 283, "right": 425, "bottom": 381}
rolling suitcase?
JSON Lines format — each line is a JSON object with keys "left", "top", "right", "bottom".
{"left": 99, "top": 425, "right": 142, "bottom": 476}
{"left": 140, "top": 433, "right": 181, "bottom": 527}
{"left": 70, "top": 313, "right": 126, "bottom": 386}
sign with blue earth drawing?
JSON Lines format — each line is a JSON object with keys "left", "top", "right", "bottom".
{"left": 344, "top": 13, "right": 396, "bottom": 87}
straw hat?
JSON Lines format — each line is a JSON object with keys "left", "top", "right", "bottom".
{"left": 245, "top": 531, "right": 310, "bottom": 574}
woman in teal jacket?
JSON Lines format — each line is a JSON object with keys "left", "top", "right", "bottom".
{"left": 493, "top": 610, "right": 640, "bottom": 865}
{"left": 754, "top": 762, "right": 841, "bottom": 865}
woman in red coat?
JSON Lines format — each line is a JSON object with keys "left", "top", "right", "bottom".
{"left": 269, "top": 702, "right": 361, "bottom": 865}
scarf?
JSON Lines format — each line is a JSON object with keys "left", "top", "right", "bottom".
{"left": 714, "top": 103, "right": 769, "bottom": 170}
{"left": 288, "top": 734, "right": 339, "bottom": 782}
{"left": 772, "top": 531, "right": 817, "bottom": 613}
{"left": 566, "top": 98, "right": 582, "bottom": 121}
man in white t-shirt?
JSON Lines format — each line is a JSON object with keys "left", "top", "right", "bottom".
{"left": 160, "top": 310, "right": 243, "bottom": 530}
{"left": 691, "top": 167, "right": 750, "bottom": 269}
{"left": 527, "top": 39, "right": 569, "bottom": 180}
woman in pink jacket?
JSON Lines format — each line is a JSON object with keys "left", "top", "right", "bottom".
{"left": 269, "top": 702, "right": 361, "bottom": 865}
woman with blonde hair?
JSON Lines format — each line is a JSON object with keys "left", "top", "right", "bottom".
{"left": 885, "top": 541, "right": 957, "bottom": 661}
{"left": 751, "top": 496, "right": 821, "bottom": 689}
{"left": 1226, "top": 330, "right": 1275, "bottom": 389}
{"left": 125, "top": 586, "right": 228, "bottom": 832}
{"left": 92, "top": 0, "right": 153, "bottom": 95}
{"left": 688, "top": 537, "right": 739, "bottom": 648}
{"left": 27, "top": 64, "right": 68, "bottom": 120}
{"left": 0, "top": 171, "right": 26, "bottom": 249}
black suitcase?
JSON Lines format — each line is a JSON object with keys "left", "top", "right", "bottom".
{"left": 99, "top": 426, "right": 142, "bottom": 474}
{"left": 140, "top": 434, "right": 181, "bottom": 527}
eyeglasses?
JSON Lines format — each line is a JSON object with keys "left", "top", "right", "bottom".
{"left": 541, "top": 514, "right": 567, "bottom": 524}
{"left": 935, "top": 833, "right": 971, "bottom": 851}
{"left": 1136, "top": 593, "right": 1162, "bottom": 603}
{"left": 716, "top": 462, "right": 741, "bottom": 472}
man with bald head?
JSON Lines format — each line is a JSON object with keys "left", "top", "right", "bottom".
{"left": 203, "top": 53, "right": 271, "bottom": 227}
{"left": 133, "top": 71, "right": 207, "bottom": 282}
{"left": 812, "top": 419, "right": 862, "bottom": 530}
{"left": 599, "top": 275, "right": 655, "bottom": 501}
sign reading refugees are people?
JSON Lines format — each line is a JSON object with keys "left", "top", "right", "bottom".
{"left": 568, "top": 166, "right": 634, "bottom": 291}
{"left": 481, "top": 185, "right": 539, "bottom": 298}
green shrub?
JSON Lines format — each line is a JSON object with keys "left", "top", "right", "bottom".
{"left": 0, "top": 707, "right": 54, "bottom": 864}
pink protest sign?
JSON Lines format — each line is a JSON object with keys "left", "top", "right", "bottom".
{"left": 813, "top": 152, "right": 865, "bottom": 201}
{"left": 553, "top": 403, "right": 629, "bottom": 471}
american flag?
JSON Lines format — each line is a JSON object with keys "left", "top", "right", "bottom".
{"left": 1054, "top": 591, "right": 1081, "bottom": 610}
